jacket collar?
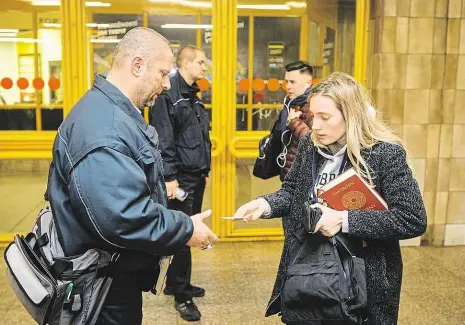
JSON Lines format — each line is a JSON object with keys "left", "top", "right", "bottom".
{"left": 284, "top": 86, "right": 312, "bottom": 108}
{"left": 93, "top": 74, "right": 158, "bottom": 144}
{"left": 173, "top": 70, "right": 200, "bottom": 96}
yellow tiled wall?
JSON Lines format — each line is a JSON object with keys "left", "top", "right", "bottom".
{"left": 368, "top": 0, "right": 465, "bottom": 246}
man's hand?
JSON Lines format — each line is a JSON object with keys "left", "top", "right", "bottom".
{"left": 205, "top": 177, "right": 209, "bottom": 188}
{"left": 312, "top": 203, "right": 345, "bottom": 237}
{"left": 186, "top": 210, "right": 219, "bottom": 249}
{"left": 165, "top": 180, "right": 179, "bottom": 200}
{"left": 288, "top": 108, "right": 302, "bottom": 121}
{"left": 232, "top": 198, "right": 270, "bottom": 222}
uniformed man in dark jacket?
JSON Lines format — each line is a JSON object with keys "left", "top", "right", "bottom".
{"left": 150, "top": 45, "right": 211, "bottom": 322}
{"left": 47, "top": 28, "right": 218, "bottom": 325}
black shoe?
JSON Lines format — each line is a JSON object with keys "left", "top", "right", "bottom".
{"left": 164, "top": 285, "right": 205, "bottom": 297}
{"left": 186, "top": 285, "right": 205, "bottom": 297}
{"left": 175, "top": 300, "right": 201, "bottom": 322}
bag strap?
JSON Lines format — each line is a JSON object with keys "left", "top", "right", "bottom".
{"left": 95, "top": 253, "right": 121, "bottom": 279}
{"left": 51, "top": 259, "right": 73, "bottom": 278}
{"left": 44, "top": 160, "right": 54, "bottom": 202}
{"left": 271, "top": 111, "right": 282, "bottom": 133}
{"left": 334, "top": 235, "right": 356, "bottom": 257}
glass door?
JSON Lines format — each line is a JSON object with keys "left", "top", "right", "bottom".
{"left": 222, "top": 0, "right": 367, "bottom": 240}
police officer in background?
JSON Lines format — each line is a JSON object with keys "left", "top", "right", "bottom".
{"left": 150, "top": 45, "right": 211, "bottom": 322}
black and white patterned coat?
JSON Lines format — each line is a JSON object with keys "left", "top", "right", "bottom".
{"left": 262, "top": 134, "right": 427, "bottom": 325}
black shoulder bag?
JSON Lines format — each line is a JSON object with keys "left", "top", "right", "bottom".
{"left": 252, "top": 117, "right": 283, "bottom": 179}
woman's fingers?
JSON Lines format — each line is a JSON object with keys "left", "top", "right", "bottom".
{"left": 233, "top": 204, "right": 249, "bottom": 219}
{"left": 250, "top": 205, "right": 265, "bottom": 221}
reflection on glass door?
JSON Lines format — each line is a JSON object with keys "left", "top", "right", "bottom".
{"left": 0, "top": 2, "right": 65, "bottom": 235}
{"left": 228, "top": 0, "right": 360, "bottom": 239}
{"left": 236, "top": 16, "right": 300, "bottom": 132}
{"left": 0, "top": 7, "right": 64, "bottom": 131}
{"left": 233, "top": 16, "right": 301, "bottom": 233}
{"left": 235, "top": 159, "right": 283, "bottom": 230}
{"left": 251, "top": 17, "right": 300, "bottom": 132}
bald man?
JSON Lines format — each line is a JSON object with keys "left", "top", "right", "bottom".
{"left": 150, "top": 46, "right": 210, "bottom": 322}
{"left": 47, "top": 28, "right": 218, "bottom": 325}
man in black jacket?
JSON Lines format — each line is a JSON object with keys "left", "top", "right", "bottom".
{"left": 48, "top": 28, "right": 218, "bottom": 325}
{"left": 150, "top": 45, "right": 211, "bottom": 322}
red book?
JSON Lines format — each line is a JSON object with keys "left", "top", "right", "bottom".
{"left": 317, "top": 168, "right": 388, "bottom": 211}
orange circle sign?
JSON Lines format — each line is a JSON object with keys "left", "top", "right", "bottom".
{"left": 281, "top": 80, "right": 287, "bottom": 91}
{"left": 17, "top": 78, "right": 29, "bottom": 90}
{"left": 196, "top": 78, "right": 209, "bottom": 92}
{"left": 1, "top": 78, "right": 13, "bottom": 89}
{"left": 33, "top": 78, "right": 45, "bottom": 90}
{"left": 49, "top": 77, "right": 61, "bottom": 90}
{"left": 267, "top": 78, "right": 280, "bottom": 92}
{"left": 238, "top": 78, "right": 249, "bottom": 92}
{"left": 252, "top": 78, "right": 265, "bottom": 92}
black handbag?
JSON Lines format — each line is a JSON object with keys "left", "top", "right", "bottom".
{"left": 253, "top": 118, "right": 283, "bottom": 179}
{"left": 281, "top": 226, "right": 367, "bottom": 324}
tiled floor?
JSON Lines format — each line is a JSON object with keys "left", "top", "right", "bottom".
{"left": 1, "top": 172, "right": 465, "bottom": 324}
{"left": 0, "top": 173, "right": 49, "bottom": 234}
{"left": 0, "top": 243, "right": 464, "bottom": 325}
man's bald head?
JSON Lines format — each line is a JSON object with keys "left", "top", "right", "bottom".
{"left": 106, "top": 27, "right": 174, "bottom": 109}
{"left": 112, "top": 27, "right": 172, "bottom": 69}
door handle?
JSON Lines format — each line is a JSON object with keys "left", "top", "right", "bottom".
{"left": 228, "top": 136, "right": 264, "bottom": 158}
{"left": 210, "top": 135, "right": 225, "bottom": 157}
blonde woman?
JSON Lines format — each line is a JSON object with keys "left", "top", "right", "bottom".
{"left": 233, "top": 72, "right": 427, "bottom": 325}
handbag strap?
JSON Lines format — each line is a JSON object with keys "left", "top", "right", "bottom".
{"left": 44, "top": 160, "right": 54, "bottom": 202}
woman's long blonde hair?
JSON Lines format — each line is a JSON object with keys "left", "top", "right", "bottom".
{"left": 309, "top": 72, "right": 403, "bottom": 185}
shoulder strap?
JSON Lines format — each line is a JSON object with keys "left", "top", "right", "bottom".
{"left": 44, "top": 160, "right": 54, "bottom": 202}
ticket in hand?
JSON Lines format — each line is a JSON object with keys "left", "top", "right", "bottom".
{"left": 221, "top": 216, "right": 248, "bottom": 221}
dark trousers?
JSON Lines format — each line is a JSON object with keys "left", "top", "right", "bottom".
{"left": 167, "top": 172, "right": 206, "bottom": 302}
{"left": 96, "top": 277, "right": 143, "bottom": 325}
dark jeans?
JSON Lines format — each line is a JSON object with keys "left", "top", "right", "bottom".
{"left": 96, "top": 277, "right": 143, "bottom": 325}
{"left": 166, "top": 172, "right": 206, "bottom": 302}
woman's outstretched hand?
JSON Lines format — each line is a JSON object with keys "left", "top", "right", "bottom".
{"left": 232, "top": 198, "right": 271, "bottom": 222}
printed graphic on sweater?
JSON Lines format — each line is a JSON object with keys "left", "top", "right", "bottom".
{"left": 316, "top": 173, "right": 337, "bottom": 186}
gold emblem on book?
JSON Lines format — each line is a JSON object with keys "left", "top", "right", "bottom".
{"left": 342, "top": 191, "right": 366, "bottom": 209}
